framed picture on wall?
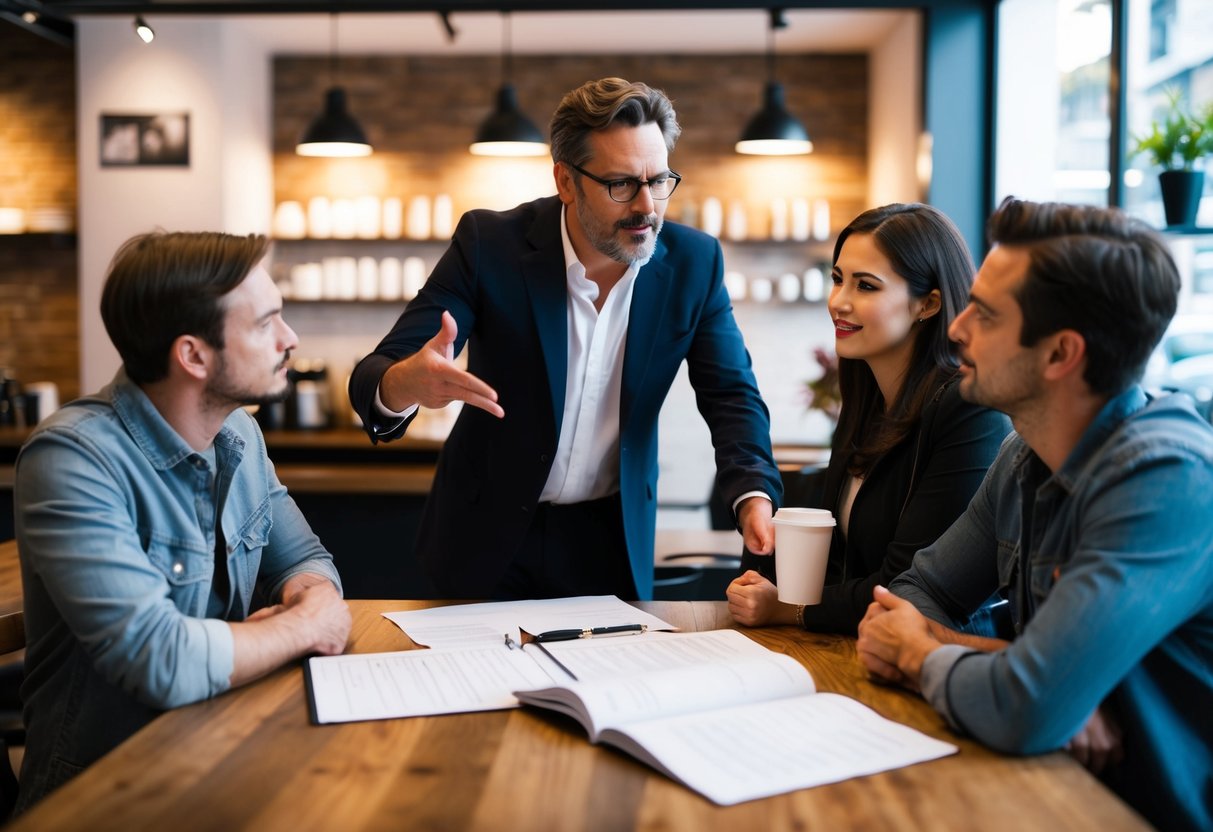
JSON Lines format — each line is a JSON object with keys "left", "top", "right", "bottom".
{"left": 99, "top": 112, "right": 190, "bottom": 167}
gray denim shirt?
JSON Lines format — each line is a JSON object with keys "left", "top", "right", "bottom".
{"left": 14, "top": 370, "right": 341, "bottom": 810}
{"left": 892, "top": 386, "right": 1213, "bottom": 832}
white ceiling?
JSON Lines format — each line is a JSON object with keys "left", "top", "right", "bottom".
{"left": 229, "top": 9, "right": 909, "bottom": 55}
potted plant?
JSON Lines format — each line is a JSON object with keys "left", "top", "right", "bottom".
{"left": 803, "top": 347, "right": 841, "bottom": 423}
{"left": 1131, "top": 89, "right": 1213, "bottom": 229}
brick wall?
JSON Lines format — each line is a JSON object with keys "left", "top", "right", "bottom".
{"left": 272, "top": 53, "right": 868, "bottom": 235}
{"left": 0, "top": 24, "right": 79, "bottom": 401}
{"left": 0, "top": 24, "right": 77, "bottom": 223}
{"left": 0, "top": 240, "right": 79, "bottom": 401}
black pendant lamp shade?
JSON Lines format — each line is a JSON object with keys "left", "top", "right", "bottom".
{"left": 295, "top": 15, "right": 372, "bottom": 158}
{"left": 296, "top": 87, "right": 372, "bottom": 157}
{"left": 736, "top": 81, "right": 813, "bottom": 156}
{"left": 469, "top": 13, "right": 548, "bottom": 157}
{"left": 736, "top": 9, "right": 812, "bottom": 156}
{"left": 470, "top": 83, "right": 548, "bottom": 157}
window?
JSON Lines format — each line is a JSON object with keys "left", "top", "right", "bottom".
{"left": 1123, "top": 0, "right": 1213, "bottom": 229}
{"left": 995, "top": 0, "right": 1112, "bottom": 207}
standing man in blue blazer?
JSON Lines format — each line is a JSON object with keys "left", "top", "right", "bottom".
{"left": 349, "top": 77, "right": 781, "bottom": 600}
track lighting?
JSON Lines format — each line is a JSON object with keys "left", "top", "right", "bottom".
{"left": 133, "top": 15, "right": 154, "bottom": 44}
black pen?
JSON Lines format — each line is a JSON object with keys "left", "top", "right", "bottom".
{"left": 533, "top": 624, "right": 647, "bottom": 643}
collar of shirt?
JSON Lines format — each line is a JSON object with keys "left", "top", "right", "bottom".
{"left": 108, "top": 367, "right": 245, "bottom": 473}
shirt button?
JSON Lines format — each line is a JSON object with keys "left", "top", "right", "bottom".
{"left": 540, "top": 454, "right": 549, "bottom": 464}
{"left": 172, "top": 562, "right": 185, "bottom": 575}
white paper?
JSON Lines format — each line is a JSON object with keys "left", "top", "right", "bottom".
{"left": 382, "top": 595, "right": 678, "bottom": 651}
{"left": 307, "top": 645, "right": 558, "bottom": 723}
{"left": 606, "top": 693, "right": 957, "bottom": 806}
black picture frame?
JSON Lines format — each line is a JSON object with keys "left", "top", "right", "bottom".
{"left": 99, "top": 112, "right": 190, "bottom": 167}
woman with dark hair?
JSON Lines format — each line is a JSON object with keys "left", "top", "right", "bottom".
{"left": 727, "top": 203, "right": 1011, "bottom": 635}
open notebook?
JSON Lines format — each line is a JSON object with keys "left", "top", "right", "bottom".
{"left": 305, "top": 628, "right": 956, "bottom": 805}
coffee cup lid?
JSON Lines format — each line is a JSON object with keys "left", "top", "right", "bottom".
{"left": 773, "top": 507, "right": 836, "bottom": 527}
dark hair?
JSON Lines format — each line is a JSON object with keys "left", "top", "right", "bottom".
{"left": 988, "top": 197, "right": 1179, "bottom": 395}
{"left": 100, "top": 231, "right": 270, "bottom": 384}
{"left": 831, "top": 203, "right": 976, "bottom": 476}
{"left": 549, "top": 77, "right": 681, "bottom": 167}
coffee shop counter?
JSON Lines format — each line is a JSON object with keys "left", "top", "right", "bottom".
{"left": 0, "top": 427, "right": 442, "bottom": 586}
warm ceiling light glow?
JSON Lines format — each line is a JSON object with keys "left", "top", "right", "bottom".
{"left": 133, "top": 15, "right": 154, "bottom": 43}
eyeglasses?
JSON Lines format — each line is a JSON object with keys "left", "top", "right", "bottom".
{"left": 567, "top": 162, "right": 682, "bottom": 203}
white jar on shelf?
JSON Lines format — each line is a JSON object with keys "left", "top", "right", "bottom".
{"left": 701, "top": 197, "right": 723, "bottom": 238}
{"left": 433, "top": 194, "right": 454, "bottom": 238}
{"left": 777, "top": 273, "right": 801, "bottom": 303}
{"left": 407, "top": 196, "right": 432, "bottom": 240}
{"left": 307, "top": 197, "right": 332, "bottom": 239}
{"left": 379, "top": 257, "right": 403, "bottom": 301}
{"left": 331, "top": 199, "right": 357, "bottom": 239}
{"left": 813, "top": 199, "right": 831, "bottom": 242}
{"left": 402, "top": 256, "right": 427, "bottom": 301}
{"left": 726, "top": 200, "right": 748, "bottom": 242}
{"left": 357, "top": 257, "right": 379, "bottom": 300}
{"left": 769, "top": 199, "right": 789, "bottom": 241}
{"left": 383, "top": 197, "right": 403, "bottom": 239}
{"left": 790, "top": 198, "right": 810, "bottom": 242}
{"left": 272, "top": 201, "right": 306, "bottom": 239}
{"left": 803, "top": 267, "right": 826, "bottom": 302}
{"left": 355, "top": 196, "right": 381, "bottom": 239}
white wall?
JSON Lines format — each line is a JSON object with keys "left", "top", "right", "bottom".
{"left": 868, "top": 13, "right": 922, "bottom": 210}
{"left": 77, "top": 17, "right": 273, "bottom": 391}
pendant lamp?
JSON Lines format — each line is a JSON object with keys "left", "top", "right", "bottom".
{"left": 470, "top": 13, "right": 548, "bottom": 157}
{"left": 296, "top": 14, "right": 372, "bottom": 158}
{"left": 736, "top": 9, "right": 813, "bottom": 156}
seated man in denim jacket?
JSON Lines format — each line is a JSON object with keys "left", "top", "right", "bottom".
{"left": 14, "top": 231, "right": 351, "bottom": 812}
{"left": 856, "top": 198, "right": 1213, "bottom": 832}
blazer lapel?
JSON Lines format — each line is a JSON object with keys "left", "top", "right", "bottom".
{"left": 621, "top": 240, "right": 673, "bottom": 433}
{"left": 521, "top": 201, "right": 569, "bottom": 434}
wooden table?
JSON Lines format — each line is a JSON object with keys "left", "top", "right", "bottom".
{"left": 6, "top": 594, "right": 1150, "bottom": 831}
{"left": 0, "top": 540, "right": 20, "bottom": 619}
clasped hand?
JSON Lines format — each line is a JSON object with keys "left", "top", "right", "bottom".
{"left": 381, "top": 310, "right": 504, "bottom": 418}
{"left": 856, "top": 585, "right": 939, "bottom": 691}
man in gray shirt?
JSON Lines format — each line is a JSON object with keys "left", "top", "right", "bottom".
{"left": 856, "top": 198, "right": 1212, "bottom": 832}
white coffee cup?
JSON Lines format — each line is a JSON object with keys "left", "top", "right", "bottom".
{"left": 773, "top": 507, "right": 836, "bottom": 605}
{"left": 24, "top": 381, "right": 60, "bottom": 425}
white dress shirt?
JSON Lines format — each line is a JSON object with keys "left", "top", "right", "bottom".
{"left": 375, "top": 206, "right": 641, "bottom": 505}
{"left": 540, "top": 206, "right": 641, "bottom": 503}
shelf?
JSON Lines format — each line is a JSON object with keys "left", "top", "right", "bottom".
{"left": 719, "top": 238, "right": 833, "bottom": 246}
{"left": 283, "top": 297, "right": 408, "bottom": 305}
{"left": 273, "top": 237, "right": 450, "bottom": 245}
{"left": 0, "top": 232, "right": 77, "bottom": 250}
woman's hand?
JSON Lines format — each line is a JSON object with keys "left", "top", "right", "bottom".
{"left": 726, "top": 570, "right": 798, "bottom": 627}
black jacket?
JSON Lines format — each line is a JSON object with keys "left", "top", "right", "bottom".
{"left": 744, "top": 376, "right": 1011, "bottom": 634}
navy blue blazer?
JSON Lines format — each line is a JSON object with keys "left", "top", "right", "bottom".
{"left": 349, "top": 196, "right": 782, "bottom": 598}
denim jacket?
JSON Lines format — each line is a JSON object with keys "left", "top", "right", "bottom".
{"left": 14, "top": 370, "right": 341, "bottom": 810}
{"left": 892, "top": 386, "right": 1213, "bottom": 832}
